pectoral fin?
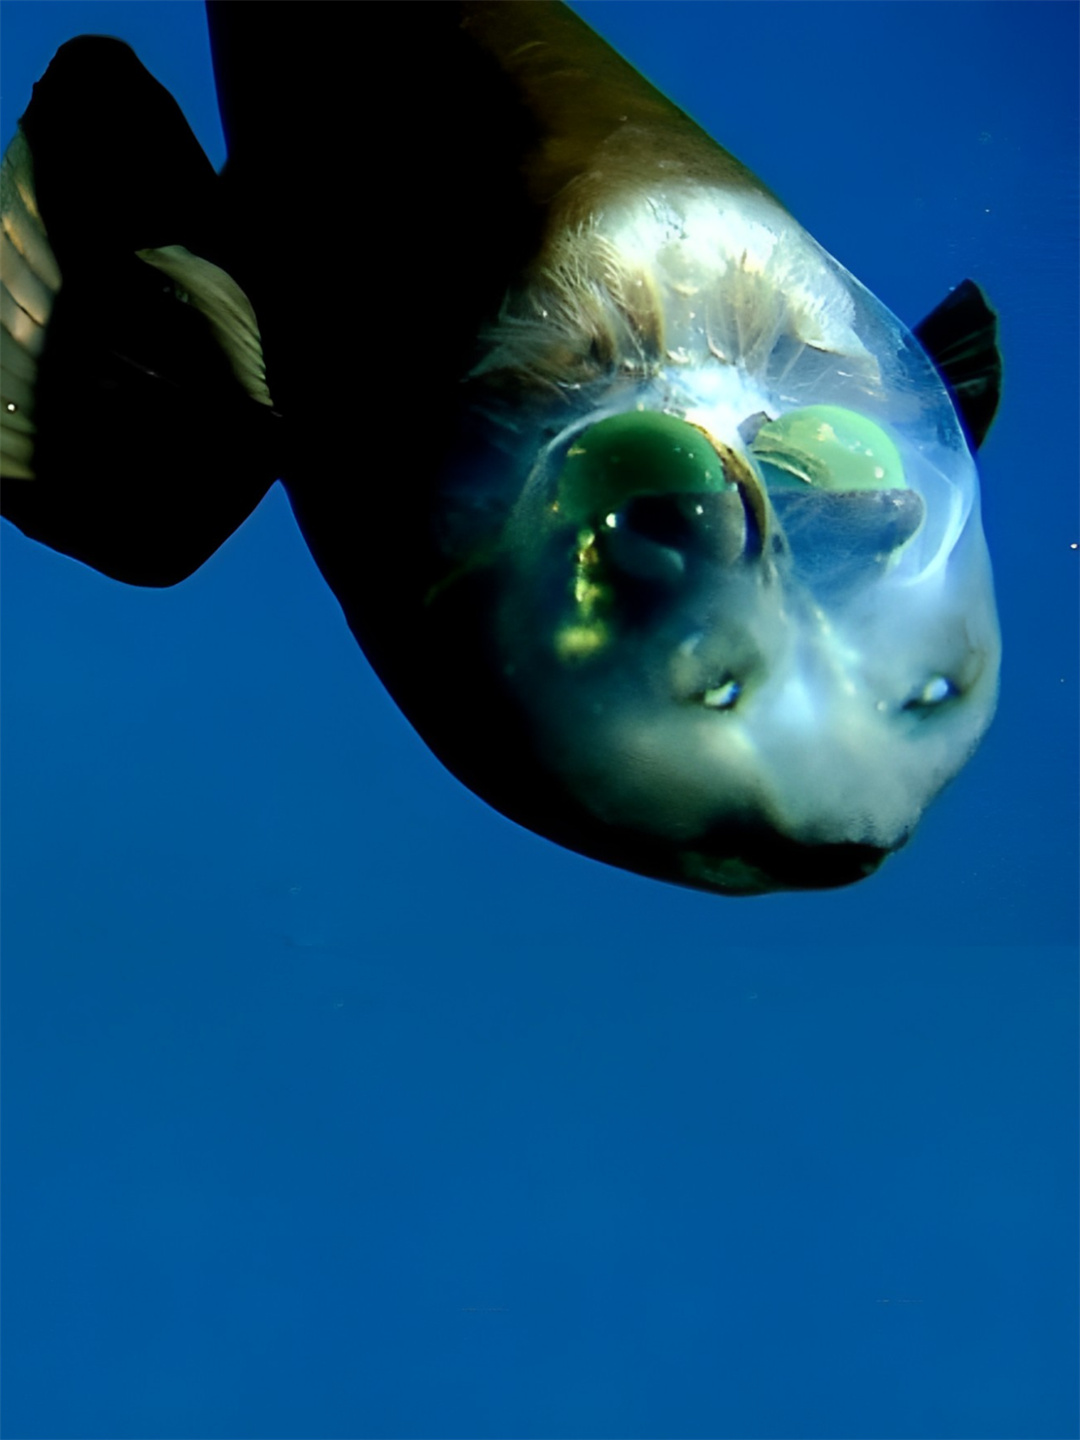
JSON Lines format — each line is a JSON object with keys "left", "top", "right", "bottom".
{"left": 914, "top": 279, "right": 1001, "bottom": 449}
{"left": 0, "top": 37, "right": 278, "bottom": 587}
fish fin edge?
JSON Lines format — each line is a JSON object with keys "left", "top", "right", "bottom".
{"left": 0, "top": 38, "right": 279, "bottom": 587}
{"left": 914, "top": 278, "right": 1001, "bottom": 451}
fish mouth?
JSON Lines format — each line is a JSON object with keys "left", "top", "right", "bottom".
{"left": 680, "top": 832, "right": 894, "bottom": 895}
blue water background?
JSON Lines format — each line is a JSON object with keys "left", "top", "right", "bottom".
{"left": 2, "top": 4, "right": 1077, "bottom": 1437}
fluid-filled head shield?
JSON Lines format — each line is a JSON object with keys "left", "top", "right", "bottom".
{"left": 420, "top": 184, "right": 999, "bottom": 894}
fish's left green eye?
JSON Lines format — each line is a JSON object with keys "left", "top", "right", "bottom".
{"left": 750, "top": 405, "right": 905, "bottom": 492}
{"left": 555, "top": 411, "right": 731, "bottom": 527}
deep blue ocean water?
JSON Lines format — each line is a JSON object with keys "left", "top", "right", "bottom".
{"left": 1, "top": 4, "right": 1076, "bottom": 1437}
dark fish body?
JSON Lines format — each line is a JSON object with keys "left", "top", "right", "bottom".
{"left": 0, "top": 2, "right": 1001, "bottom": 894}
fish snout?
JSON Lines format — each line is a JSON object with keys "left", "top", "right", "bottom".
{"left": 680, "top": 829, "right": 894, "bottom": 895}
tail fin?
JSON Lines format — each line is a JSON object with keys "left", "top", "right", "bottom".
{"left": 0, "top": 36, "right": 278, "bottom": 586}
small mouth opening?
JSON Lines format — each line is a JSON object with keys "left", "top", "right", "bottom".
{"left": 682, "top": 832, "right": 894, "bottom": 895}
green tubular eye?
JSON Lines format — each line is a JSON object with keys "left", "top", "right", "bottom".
{"left": 749, "top": 405, "right": 906, "bottom": 492}
{"left": 555, "top": 411, "right": 731, "bottom": 526}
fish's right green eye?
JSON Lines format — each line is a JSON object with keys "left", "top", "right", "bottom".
{"left": 555, "top": 412, "right": 732, "bottom": 527}
{"left": 750, "top": 405, "right": 906, "bottom": 493}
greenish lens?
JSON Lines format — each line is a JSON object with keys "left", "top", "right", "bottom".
{"left": 555, "top": 412, "right": 731, "bottom": 526}
{"left": 750, "top": 405, "right": 906, "bottom": 492}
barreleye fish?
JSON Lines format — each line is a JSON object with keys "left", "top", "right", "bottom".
{"left": 0, "top": 2, "right": 1002, "bottom": 895}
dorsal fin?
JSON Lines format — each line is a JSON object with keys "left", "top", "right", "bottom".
{"left": 914, "top": 279, "right": 1002, "bottom": 450}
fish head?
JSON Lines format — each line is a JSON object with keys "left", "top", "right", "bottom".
{"left": 424, "top": 190, "right": 1000, "bottom": 894}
